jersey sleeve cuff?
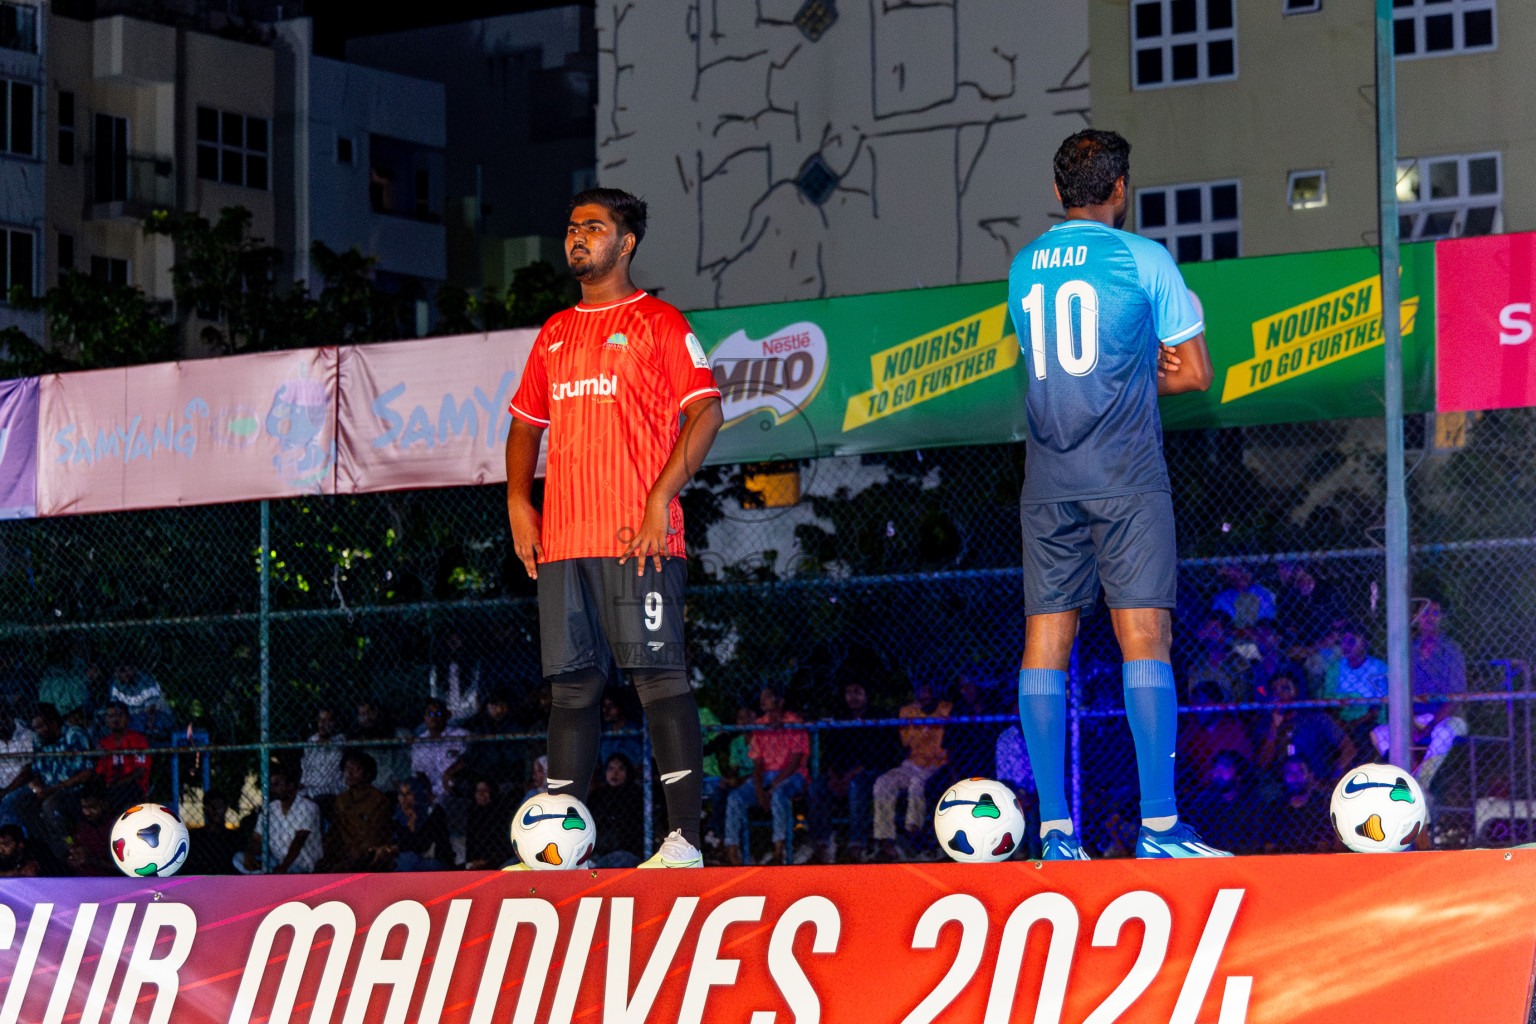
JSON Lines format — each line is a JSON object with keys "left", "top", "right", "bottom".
{"left": 678, "top": 386, "right": 722, "bottom": 409}
{"left": 508, "top": 402, "right": 550, "bottom": 427}
{"left": 1160, "top": 321, "right": 1205, "bottom": 346}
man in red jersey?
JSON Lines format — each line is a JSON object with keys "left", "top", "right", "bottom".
{"left": 506, "top": 188, "right": 723, "bottom": 868}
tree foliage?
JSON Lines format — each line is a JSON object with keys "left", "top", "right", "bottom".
{"left": 2, "top": 274, "right": 178, "bottom": 377}
{"left": 432, "top": 260, "right": 579, "bottom": 334}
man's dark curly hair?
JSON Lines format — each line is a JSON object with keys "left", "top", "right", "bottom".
{"left": 1053, "top": 130, "right": 1132, "bottom": 209}
{"left": 570, "top": 188, "right": 648, "bottom": 255}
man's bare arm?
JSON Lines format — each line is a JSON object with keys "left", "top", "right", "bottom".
{"left": 505, "top": 419, "right": 547, "bottom": 578}
{"left": 1157, "top": 334, "right": 1214, "bottom": 396}
{"left": 622, "top": 396, "right": 725, "bottom": 570}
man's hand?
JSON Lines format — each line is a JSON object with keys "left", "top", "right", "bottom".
{"left": 620, "top": 496, "right": 676, "bottom": 575}
{"left": 508, "top": 500, "right": 544, "bottom": 580}
{"left": 1157, "top": 345, "right": 1181, "bottom": 380}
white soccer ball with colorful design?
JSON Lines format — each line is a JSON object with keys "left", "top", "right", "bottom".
{"left": 109, "top": 803, "right": 191, "bottom": 877}
{"left": 933, "top": 777, "right": 1027, "bottom": 863}
{"left": 1329, "top": 763, "right": 1429, "bottom": 853}
{"left": 510, "top": 793, "right": 597, "bottom": 870}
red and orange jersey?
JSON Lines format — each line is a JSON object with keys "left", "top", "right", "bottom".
{"left": 509, "top": 291, "right": 721, "bottom": 561}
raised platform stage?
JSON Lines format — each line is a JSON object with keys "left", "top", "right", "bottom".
{"left": 2, "top": 851, "right": 1534, "bottom": 1023}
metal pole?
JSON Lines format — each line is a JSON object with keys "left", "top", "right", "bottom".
{"left": 1375, "top": 0, "right": 1413, "bottom": 767}
{"left": 259, "top": 500, "right": 272, "bottom": 870}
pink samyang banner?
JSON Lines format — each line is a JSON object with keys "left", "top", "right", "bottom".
{"left": 37, "top": 349, "right": 338, "bottom": 516}
{"left": 1436, "top": 232, "right": 1536, "bottom": 413}
{"left": 335, "top": 329, "right": 545, "bottom": 493}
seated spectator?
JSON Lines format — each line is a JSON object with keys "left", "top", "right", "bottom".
{"left": 39, "top": 641, "right": 95, "bottom": 725}
{"left": 410, "top": 699, "right": 469, "bottom": 803}
{"left": 184, "top": 791, "right": 243, "bottom": 876}
{"left": 1275, "top": 562, "right": 1345, "bottom": 659}
{"left": 1178, "top": 682, "right": 1254, "bottom": 792}
{"left": 353, "top": 699, "right": 412, "bottom": 792}
{"left": 1262, "top": 755, "right": 1334, "bottom": 853}
{"left": 239, "top": 764, "right": 321, "bottom": 875}
{"left": 1254, "top": 672, "right": 1353, "bottom": 786}
{"left": 724, "top": 687, "right": 810, "bottom": 866}
{"left": 515, "top": 682, "right": 554, "bottom": 732}
{"left": 705, "top": 706, "right": 757, "bottom": 861}
{"left": 1211, "top": 564, "right": 1276, "bottom": 630}
{"left": 1371, "top": 595, "right": 1468, "bottom": 788}
{"left": 521, "top": 755, "right": 549, "bottom": 805}
{"left": 597, "top": 691, "right": 645, "bottom": 779}
{"left": 1244, "top": 621, "right": 1306, "bottom": 702}
{"left": 940, "top": 673, "right": 1001, "bottom": 782}
{"left": 95, "top": 702, "right": 151, "bottom": 812}
{"left": 299, "top": 706, "right": 347, "bottom": 813}
{"left": 109, "top": 658, "right": 173, "bottom": 740}
{"left": 874, "top": 681, "right": 953, "bottom": 862}
{"left": 464, "top": 776, "right": 514, "bottom": 870}
{"left": 1, "top": 704, "right": 94, "bottom": 862}
{"left": 432, "top": 630, "right": 483, "bottom": 727}
{"left": 1184, "top": 613, "right": 1250, "bottom": 703}
{"left": 809, "top": 680, "right": 896, "bottom": 865}
{"left": 588, "top": 753, "right": 644, "bottom": 869}
{"left": 0, "top": 644, "right": 37, "bottom": 720}
{"left": 317, "top": 750, "right": 394, "bottom": 873}
{"left": 66, "top": 781, "right": 117, "bottom": 876}
{"left": 449, "top": 689, "right": 521, "bottom": 797}
{"left": 1322, "top": 624, "right": 1387, "bottom": 741}
{"left": 0, "top": 823, "right": 40, "bottom": 877}
{"left": 1180, "top": 750, "right": 1260, "bottom": 855}
{"left": 0, "top": 713, "right": 38, "bottom": 808}
{"left": 995, "top": 723, "right": 1039, "bottom": 858}
{"left": 389, "top": 776, "right": 454, "bottom": 872}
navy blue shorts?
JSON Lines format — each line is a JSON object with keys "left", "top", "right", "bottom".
{"left": 536, "top": 556, "right": 687, "bottom": 677}
{"left": 1020, "top": 490, "right": 1177, "bottom": 614}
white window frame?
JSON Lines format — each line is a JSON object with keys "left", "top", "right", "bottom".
{"left": 1135, "top": 180, "right": 1242, "bottom": 263}
{"left": 1283, "top": 0, "right": 1322, "bottom": 13}
{"left": 1130, "top": 0, "right": 1238, "bottom": 91}
{"left": 0, "top": 225, "right": 36, "bottom": 301}
{"left": 1287, "top": 169, "right": 1327, "bottom": 210}
{"left": 1393, "top": 0, "right": 1496, "bottom": 61}
{"left": 1396, "top": 152, "right": 1501, "bottom": 241}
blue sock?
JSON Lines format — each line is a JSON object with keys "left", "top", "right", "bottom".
{"left": 1018, "top": 669, "right": 1069, "bottom": 824}
{"left": 1123, "top": 660, "right": 1178, "bottom": 819}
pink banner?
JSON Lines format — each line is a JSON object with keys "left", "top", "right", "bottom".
{"left": 37, "top": 350, "right": 338, "bottom": 515}
{"left": 335, "top": 330, "right": 544, "bottom": 493}
{"left": 1436, "top": 232, "right": 1536, "bottom": 412}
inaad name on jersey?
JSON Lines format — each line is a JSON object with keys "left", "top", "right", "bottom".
{"left": 1030, "top": 245, "right": 1091, "bottom": 270}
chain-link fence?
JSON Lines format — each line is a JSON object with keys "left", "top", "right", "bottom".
{"left": 0, "top": 408, "right": 1532, "bottom": 873}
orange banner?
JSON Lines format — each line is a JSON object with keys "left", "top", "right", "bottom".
{"left": 0, "top": 851, "right": 1532, "bottom": 1022}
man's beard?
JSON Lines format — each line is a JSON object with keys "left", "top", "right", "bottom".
{"left": 568, "top": 243, "right": 621, "bottom": 281}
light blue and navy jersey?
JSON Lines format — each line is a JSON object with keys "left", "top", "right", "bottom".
{"left": 1007, "top": 221, "right": 1203, "bottom": 503}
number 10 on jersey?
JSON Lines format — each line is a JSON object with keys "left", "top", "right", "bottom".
{"left": 1021, "top": 281, "right": 1100, "bottom": 379}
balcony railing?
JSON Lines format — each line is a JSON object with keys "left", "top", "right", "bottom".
{"left": 84, "top": 153, "right": 177, "bottom": 220}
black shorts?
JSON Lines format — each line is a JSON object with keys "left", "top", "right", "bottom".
{"left": 1020, "top": 490, "right": 1177, "bottom": 615}
{"left": 536, "top": 556, "right": 687, "bottom": 677}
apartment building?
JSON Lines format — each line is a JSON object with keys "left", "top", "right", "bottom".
{"left": 0, "top": 0, "right": 46, "bottom": 339}
{"left": 1089, "top": 0, "right": 1532, "bottom": 260}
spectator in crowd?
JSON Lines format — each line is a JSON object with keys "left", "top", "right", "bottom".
{"left": 1211, "top": 564, "right": 1276, "bottom": 630}
{"left": 995, "top": 723, "right": 1039, "bottom": 858}
{"left": 597, "top": 691, "right": 645, "bottom": 779}
{"left": 1299, "top": 615, "right": 1352, "bottom": 693}
{"left": 1177, "top": 682, "right": 1254, "bottom": 792}
{"left": 1254, "top": 672, "right": 1353, "bottom": 787}
{"left": 65, "top": 781, "right": 117, "bottom": 876}
{"left": 1275, "top": 562, "right": 1345, "bottom": 656}
{"left": 185, "top": 791, "right": 242, "bottom": 876}
{"left": 464, "top": 776, "right": 514, "bottom": 870}
{"left": 2, "top": 704, "right": 95, "bottom": 861}
{"left": 1180, "top": 750, "right": 1259, "bottom": 855}
{"left": 1262, "top": 755, "right": 1334, "bottom": 853}
{"left": 388, "top": 776, "right": 454, "bottom": 872}
{"left": 0, "top": 645, "right": 38, "bottom": 720}
{"left": 588, "top": 753, "right": 644, "bottom": 869}
{"left": 1371, "top": 595, "right": 1469, "bottom": 788}
{"left": 941, "top": 673, "right": 1001, "bottom": 782}
{"left": 0, "top": 823, "right": 40, "bottom": 877}
{"left": 95, "top": 702, "right": 151, "bottom": 812}
{"left": 240, "top": 764, "right": 321, "bottom": 874}
{"left": 317, "top": 750, "right": 394, "bottom": 872}
{"left": 109, "top": 658, "right": 173, "bottom": 740}
{"left": 450, "top": 689, "right": 521, "bottom": 798}
{"left": 299, "top": 706, "right": 347, "bottom": 815}
{"left": 1322, "top": 624, "right": 1388, "bottom": 743}
{"left": 808, "top": 680, "right": 896, "bottom": 865}
{"left": 1244, "top": 621, "right": 1306, "bottom": 703}
{"left": 522, "top": 755, "right": 549, "bottom": 804}
{"left": 873, "top": 680, "right": 953, "bottom": 862}
{"left": 1184, "top": 613, "right": 1250, "bottom": 703}
{"left": 38, "top": 641, "right": 94, "bottom": 725}
{"left": 0, "top": 713, "right": 38, "bottom": 810}
{"left": 515, "top": 682, "right": 554, "bottom": 732}
{"left": 698, "top": 701, "right": 725, "bottom": 850}
{"left": 353, "top": 699, "right": 412, "bottom": 791}
{"left": 410, "top": 699, "right": 469, "bottom": 802}
{"left": 705, "top": 706, "right": 757, "bottom": 860}
{"left": 431, "top": 630, "right": 483, "bottom": 727}
{"left": 724, "top": 687, "right": 810, "bottom": 866}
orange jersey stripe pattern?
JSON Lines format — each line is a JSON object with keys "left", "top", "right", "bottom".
{"left": 508, "top": 292, "right": 721, "bottom": 561}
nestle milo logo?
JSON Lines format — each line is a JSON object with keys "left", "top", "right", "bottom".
{"left": 708, "top": 321, "right": 828, "bottom": 425}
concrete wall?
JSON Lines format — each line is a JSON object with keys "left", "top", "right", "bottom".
{"left": 593, "top": 0, "right": 1091, "bottom": 309}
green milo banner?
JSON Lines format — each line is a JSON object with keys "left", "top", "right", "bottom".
{"left": 688, "top": 240, "right": 1437, "bottom": 464}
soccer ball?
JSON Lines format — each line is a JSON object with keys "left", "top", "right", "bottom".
{"left": 933, "top": 777, "right": 1027, "bottom": 863}
{"left": 109, "top": 803, "right": 191, "bottom": 878}
{"left": 1330, "top": 763, "right": 1429, "bottom": 853}
{"left": 509, "top": 793, "right": 596, "bottom": 870}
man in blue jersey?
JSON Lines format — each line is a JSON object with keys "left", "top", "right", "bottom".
{"left": 1008, "top": 129, "right": 1227, "bottom": 860}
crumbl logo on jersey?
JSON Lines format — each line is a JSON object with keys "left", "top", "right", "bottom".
{"left": 552, "top": 374, "right": 619, "bottom": 401}
{"left": 708, "top": 320, "right": 828, "bottom": 425}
